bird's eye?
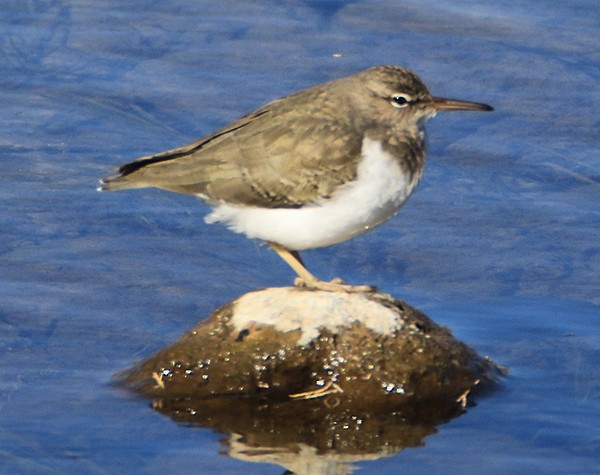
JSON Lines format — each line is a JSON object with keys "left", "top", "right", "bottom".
{"left": 390, "top": 93, "right": 412, "bottom": 108}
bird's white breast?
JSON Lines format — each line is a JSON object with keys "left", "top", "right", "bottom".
{"left": 205, "top": 137, "right": 419, "bottom": 250}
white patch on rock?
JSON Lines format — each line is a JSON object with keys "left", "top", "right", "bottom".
{"left": 231, "top": 288, "right": 403, "bottom": 346}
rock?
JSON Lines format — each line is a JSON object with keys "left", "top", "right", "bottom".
{"left": 117, "top": 287, "right": 500, "bottom": 408}
{"left": 116, "top": 287, "right": 502, "bottom": 469}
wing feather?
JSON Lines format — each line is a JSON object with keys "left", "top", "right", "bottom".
{"left": 100, "top": 83, "right": 362, "bottom": 208}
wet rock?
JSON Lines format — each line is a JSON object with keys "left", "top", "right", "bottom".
{"left": 117, "top": 287, "right": 500, "bottom": 409}
{"left": 117, "top": 287, "right": 502, "bottom": 470}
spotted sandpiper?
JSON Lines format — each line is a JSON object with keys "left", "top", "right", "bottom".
{"left": 99, "top": 65, "right": 492, "bottom": 292}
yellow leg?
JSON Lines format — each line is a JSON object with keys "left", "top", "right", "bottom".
{"left": 267, "top": 242, "right": 320, "bottom": 285}
{"left": 267, "top": 242, "right": 376, "bottom": 293}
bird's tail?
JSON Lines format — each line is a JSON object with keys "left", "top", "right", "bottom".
{"left": 97, "top": 141, "right": 201, "bottom": 192}
{"left": 97, "top": 174, "right": 145, "bottom": 192}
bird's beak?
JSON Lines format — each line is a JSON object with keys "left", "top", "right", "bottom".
{"left": 431, "top": 97, "right": 494, "bottom": 112}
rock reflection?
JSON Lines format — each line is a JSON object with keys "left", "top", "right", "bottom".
{"left": 150, "top": 392, "right": 469, "bottom": 474}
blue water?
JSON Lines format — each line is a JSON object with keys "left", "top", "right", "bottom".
{"left": 2, "top": 1, "right": 599, "bottom": 473}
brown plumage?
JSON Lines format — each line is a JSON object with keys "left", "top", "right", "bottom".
{"left": 100, "top": 66, "right": 442, "bottom": 206}
{"left": 100, "top": 65, "right": 492, "bottom": 291}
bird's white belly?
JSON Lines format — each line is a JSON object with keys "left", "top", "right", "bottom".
{"left": 205, "top": 137, "right": 419, "bottom": 250}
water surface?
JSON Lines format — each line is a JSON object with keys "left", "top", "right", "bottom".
{"left": 1, "top": 1, "right": 599, "bottom": 473}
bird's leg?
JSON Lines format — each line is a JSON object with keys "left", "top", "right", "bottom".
{"left": 267, "top": 242, "right": 320, "bottom": 285}
{"left": 267, "top": 242, "right": 376, "bottom": 293}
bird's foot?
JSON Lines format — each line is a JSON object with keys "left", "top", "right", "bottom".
{"left": 294, "top": 276, "right": 377, "bottom": 293}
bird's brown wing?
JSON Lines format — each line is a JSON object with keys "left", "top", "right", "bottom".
{"left": 100, "top": 92, "right": 363, "bottom": 208}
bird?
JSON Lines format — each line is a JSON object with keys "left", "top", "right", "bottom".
{"left": 99, "top": 65, "right": 493, "bottom": 292}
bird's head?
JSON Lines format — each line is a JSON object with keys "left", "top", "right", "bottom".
{"left": 351, "top": 65, "right": 493, "bottom": 133}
